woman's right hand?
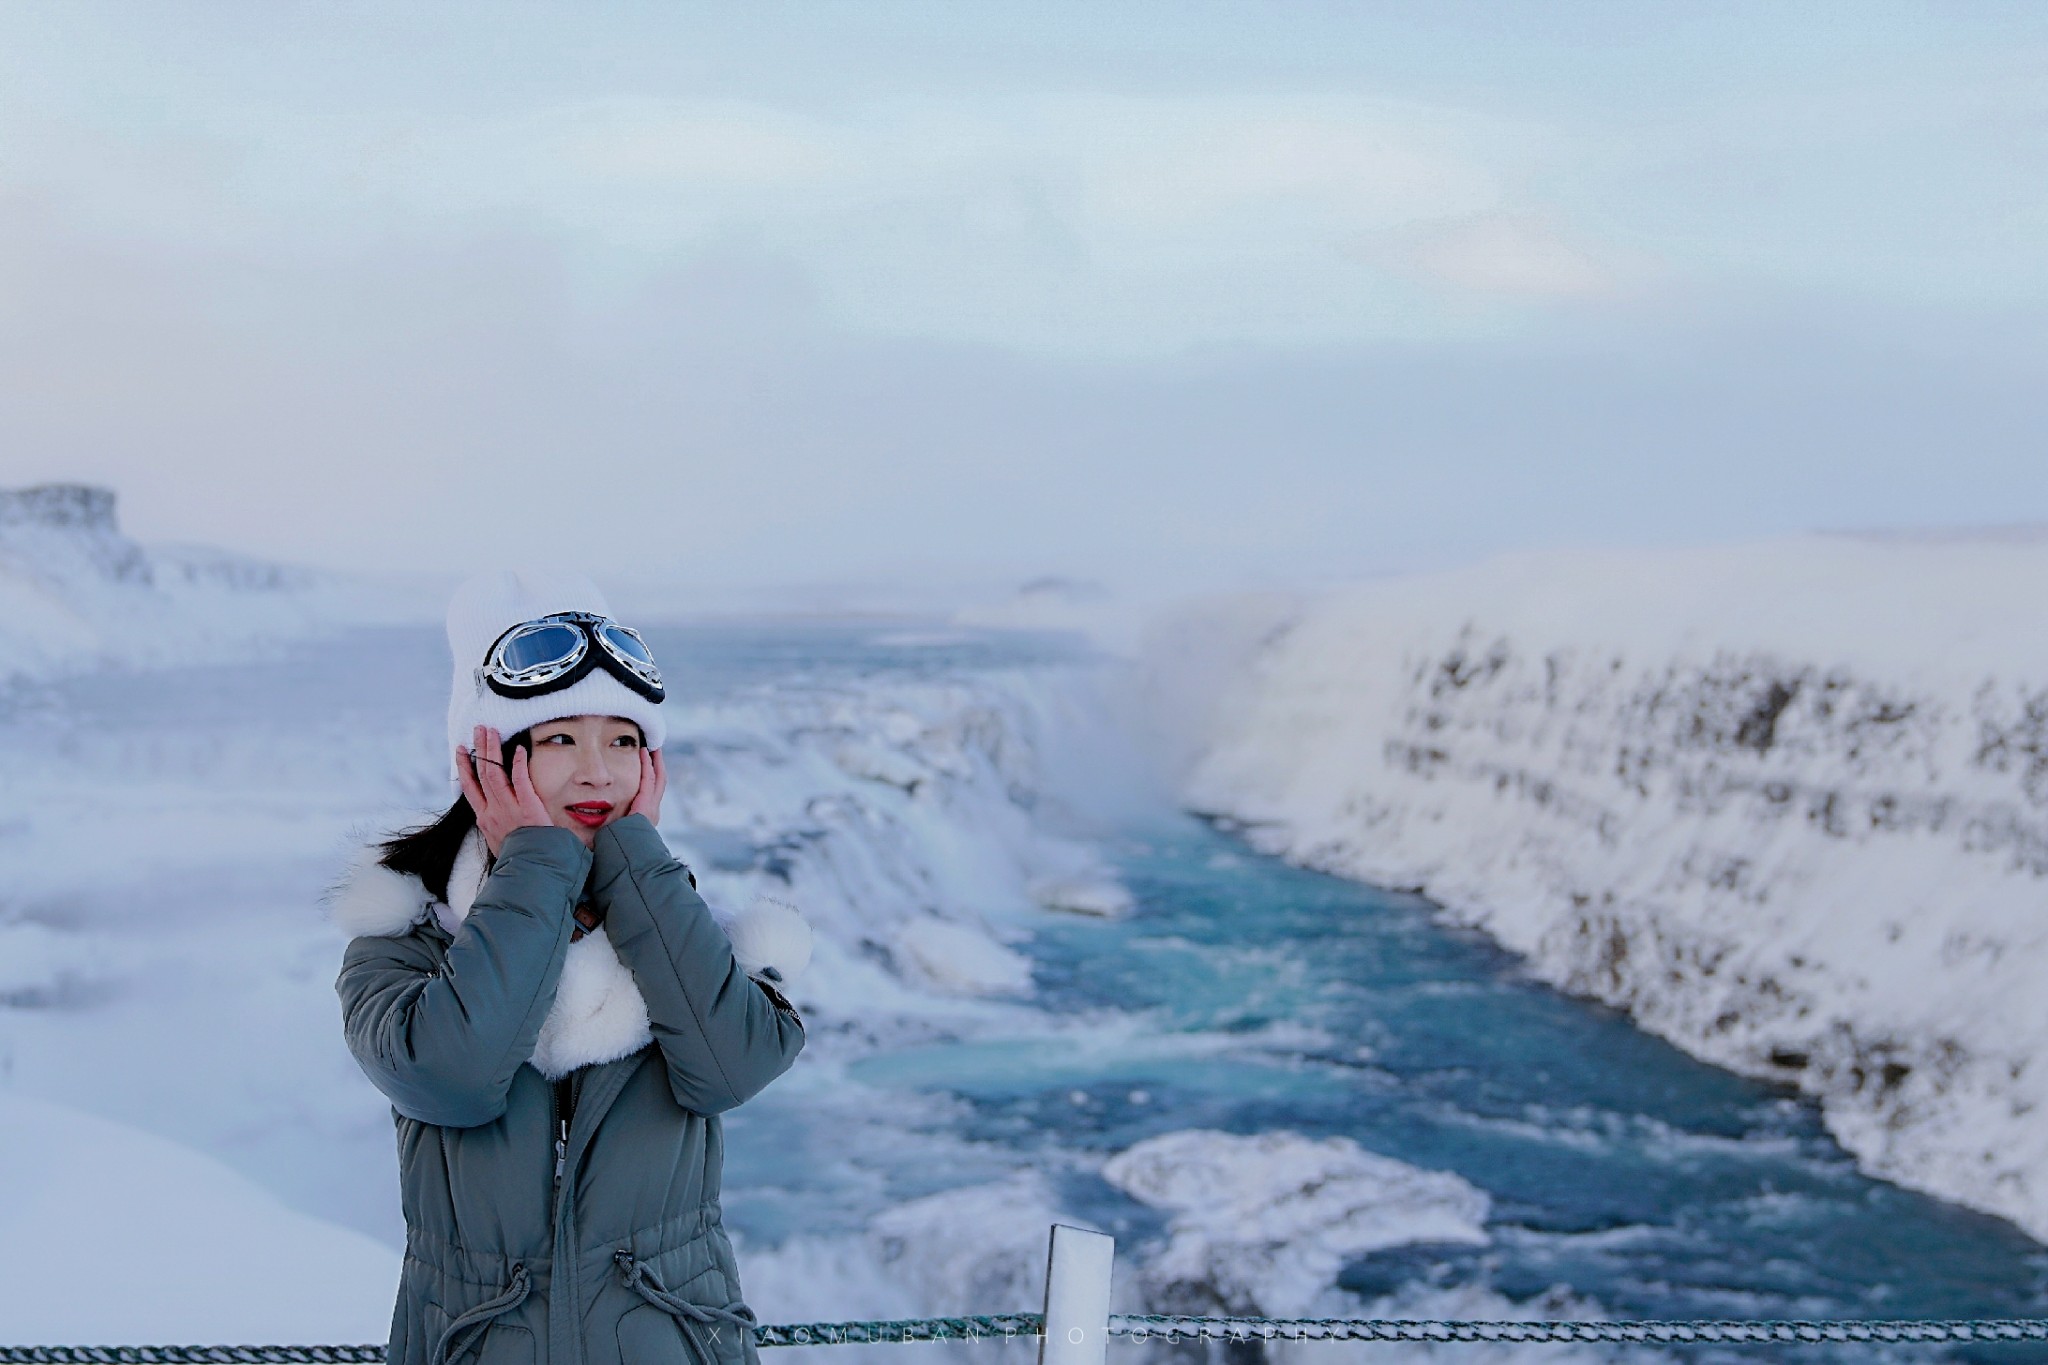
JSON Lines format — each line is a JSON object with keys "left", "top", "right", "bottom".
{"left": 455, "top": 724, "right": 553, "bottom": 858}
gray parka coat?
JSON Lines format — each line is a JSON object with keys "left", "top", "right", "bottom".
{"left": 336, "top": 814, "right": 805, "bottom": 1365}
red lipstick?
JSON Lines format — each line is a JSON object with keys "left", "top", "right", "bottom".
{"left": 565, "top": 801, "right": 614, "bottom": 828}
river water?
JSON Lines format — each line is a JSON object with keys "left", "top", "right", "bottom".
{"left": 1, "top": 619, "right": 2042, "bottom": 1359}
{"left": 933, "top": 819, "right": 2047, "bottom": 1323}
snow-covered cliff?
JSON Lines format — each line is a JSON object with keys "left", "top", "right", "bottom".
{"left": 1149, "top": 534, "right": 2048, "bottom": 1240}
{"left": 0, "top": 482, "right": 374, "bottom": 683}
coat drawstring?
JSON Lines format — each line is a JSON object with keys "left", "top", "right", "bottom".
{"left": 615, "top": 1249, "right": 758, "bottom": 1364}
{"left": 432, "top": 1262, "right": 532, "bottom": 1365}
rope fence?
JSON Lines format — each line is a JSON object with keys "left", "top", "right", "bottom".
{"left": 1110, "top": 1314, "right": 2048, "bottom": 1345}
{"left": 13, "top": 1226, "right": 2048, "bottom": 1360}
{"left": 12, "top": 1313, "right": 2048, "bottom": 1361}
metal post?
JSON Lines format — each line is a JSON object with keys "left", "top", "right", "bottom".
{"left": 1040, "top": 1223, "right": 1114, "bottom": 1365}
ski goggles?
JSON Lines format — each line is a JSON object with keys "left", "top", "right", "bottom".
{"left": 475, "top": 612, "right": 665, "bottom": 704}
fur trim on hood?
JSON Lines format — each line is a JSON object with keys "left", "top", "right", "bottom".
{"left": 329, "top": 830, "right": 652, "bottom": 1079}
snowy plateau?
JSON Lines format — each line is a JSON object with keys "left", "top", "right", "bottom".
{"left": 1147, "top": 533, "right": 2048, "bottom": 1242}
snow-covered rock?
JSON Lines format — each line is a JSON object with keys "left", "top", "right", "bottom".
{"left": 869, "top": 1171, "right": 1073, "bottom": 1315}
{"left": 892, "top": 915, "right": 1036, "bottom": 995}
{"left": 748, "top": 1145, "right": 1494, "bottom": 1363}
{"left": 1147, "top": 534, "right": 2048, "bottom": 1239}
{"left": 733, "top": 1171, "right": 1078, "bottom": 1365}
{"left": 1029, "top": 874, "right": 1135, "bottom": 918}
{"left": 1103, "top": 1128, "right": 1490, "bottom": 1318}
{"left": 0, "top": 482, "right": 397, "bottom": 684}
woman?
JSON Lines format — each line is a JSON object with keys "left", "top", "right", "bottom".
{"left": 332, "top": 570, "right": 807, "bottom": 1365}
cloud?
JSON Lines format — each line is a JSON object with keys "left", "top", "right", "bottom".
{"left": 1346, "top": 213, "right": 1632, "bottom": 300}
{"left": 539, "top": 99, "right": 836, "bottom": 188}
{"left": 118, "top": 89, "right": 1576, "bottom": 352}
{"left": 7, "top": 167, "right": 2046, "bottom": 600}
{"left": 1056, "top": 98, "right": 1501, "bottom": 233}
{"left": 7, "top": 6, "right": 2047, "bottom": 591}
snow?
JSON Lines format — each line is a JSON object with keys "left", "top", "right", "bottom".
{"left": 1147, "top": 533, "right": 2048, "bottom": 1240}
{"left": 891, "top": 915, "right": 1036, "bottom": 995}
{"left": 655, "top": 671, "right": 1142, "bottom": 1021}
{"left": 0, "top": 511, "right": 1164, "bottom": 1343}
{"left": 0, "top": 1090, "right": 398, "bottom": 1344}
{"left": 867, "top": 1171, "right": 1074, "bottom": 1318}
{"left": 0, "top": 482, "right": 418, "bottom": 685}
{"left": 4, "top": 485, "right": 1810, "bottom": 1350}
{"left": 740, "top": 1143, "right": 1503, "bottom": 1365}
{"left": 1102, "top": 1129, "right": 1490, "bottom": 1318}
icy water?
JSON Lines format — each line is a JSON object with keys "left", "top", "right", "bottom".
{"left": 884, "top": 820, "right": 2048, "bottom": 1330}
{"left": 4, "top": 619, "right": 2045, "bottom": 1358}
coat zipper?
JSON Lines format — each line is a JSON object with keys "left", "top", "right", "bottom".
{"left": 552, "top": 1076, "right": 573, "bottom": 1192}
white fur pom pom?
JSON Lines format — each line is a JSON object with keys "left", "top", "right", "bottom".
{"left": 722, "top": 894, "right": 813, "bottom": 986}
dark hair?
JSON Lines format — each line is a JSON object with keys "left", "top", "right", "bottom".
{"left": 379, "top": 729, "right": 531, "bottom": 901}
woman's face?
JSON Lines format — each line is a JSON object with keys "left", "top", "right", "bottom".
{"left": 521, "top": 715, "right": 646, "bottom": 847}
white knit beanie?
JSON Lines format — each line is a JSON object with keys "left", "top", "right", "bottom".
{"left": 445, "top": 569, "right": 667, "bottom": 779}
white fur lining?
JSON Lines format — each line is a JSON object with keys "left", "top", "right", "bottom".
{"left": 327, "top": 843, "right": 433, "bottom": 939}
{"left": 331, "top": 829, "right": 653, "bottom": 1080}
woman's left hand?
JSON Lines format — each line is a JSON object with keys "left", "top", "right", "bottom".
{"left": 627, "top": 747, "right": 667, "bottom": 825}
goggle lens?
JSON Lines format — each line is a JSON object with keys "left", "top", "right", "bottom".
{"left": 601, "top": 624, "right": 655, "bottom": 666}
{"left": 498, "top": 623, "right": 584, "bottom": 673}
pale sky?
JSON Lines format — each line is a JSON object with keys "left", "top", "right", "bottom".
{"left": 3, "top": 2, "right": 2045, "bottom": 598}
